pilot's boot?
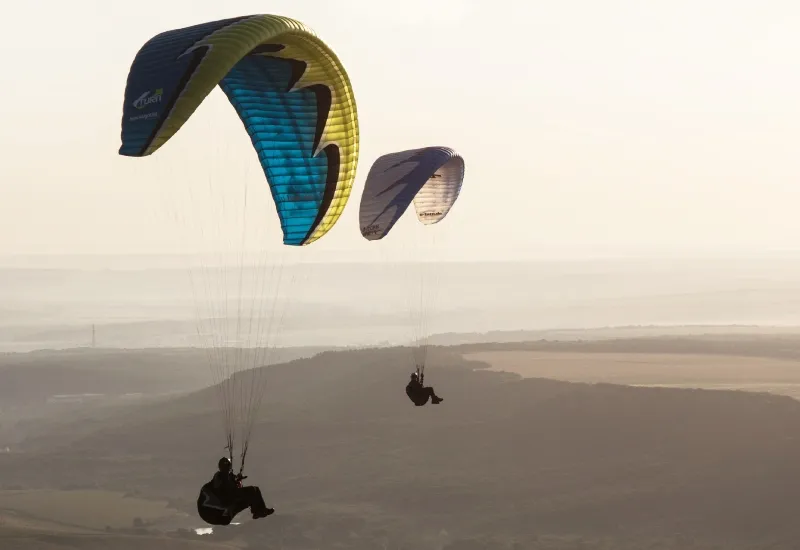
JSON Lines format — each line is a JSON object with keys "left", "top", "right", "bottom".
{"left": 253, "top": 505, "right": 274, "bottom": 519}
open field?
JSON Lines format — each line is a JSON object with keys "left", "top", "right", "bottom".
{"left": 0, "top": 509, "right": 93, "bottom": 535}
{"left": 0, "top": 531, "right": 241, "bottom": 550}
{"left": 466, "top": 349, "right": 800, "bottom": 399}
{"left": 0, "top": 490, "right": 186, "bottom": 531}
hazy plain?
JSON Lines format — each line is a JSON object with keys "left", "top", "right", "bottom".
{"left": 6, "top": 257, "right": 800, "bottom": 351}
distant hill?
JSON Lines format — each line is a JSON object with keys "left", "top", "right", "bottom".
{"left": 3, "top": 343, "right": 800, "bottom": 548}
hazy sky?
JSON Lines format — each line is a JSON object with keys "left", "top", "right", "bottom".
{"left": 1, "top": 0, "right": 799, "bottom": 261}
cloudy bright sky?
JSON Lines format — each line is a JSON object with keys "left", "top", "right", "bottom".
{"left": 1, "top": 0, "right": 799, "bottom": 262}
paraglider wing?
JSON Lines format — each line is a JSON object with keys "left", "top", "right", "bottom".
{"left": 358, "top": 146, "right": 465, "bottom": 383}
{"left": 119, "top": 14, "right": 359, "bottom": 245}
{"left": 117, "top": 14, "right": 359, "bottom": 479}
{"left": 359, "top": 147, "right": 464, "bottom": 240}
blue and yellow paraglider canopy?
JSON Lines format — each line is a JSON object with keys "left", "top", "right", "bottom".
{"left": 119, "top": 14, "right": 360, "bottom": 246}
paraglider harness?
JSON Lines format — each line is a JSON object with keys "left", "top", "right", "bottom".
{"left": 197, "top": 452, "right": 249, "bottom": 526}
{"left": 198, "top": 398, "right": 268, "bottom": 527}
